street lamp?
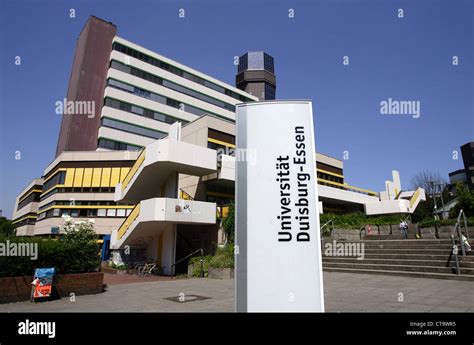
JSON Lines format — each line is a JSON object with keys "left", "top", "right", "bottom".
{"left": 428, "top": 181, "right": 439, "bottom": 220}
{"left": 436, "top": 183, "right": 446, "bottom": 219}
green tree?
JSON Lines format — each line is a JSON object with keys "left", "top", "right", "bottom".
{"left": 222, "top": 203, "right": 235, "bottom": 243}
{"left": 0, "top": 217, "right": 14, "bottom": 237}
{"left": 450, "top": 183, "right": 474, "bottom": 218}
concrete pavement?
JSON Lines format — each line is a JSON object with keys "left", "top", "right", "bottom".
{"left": 1, "top": 272, "right": 473, "bottom": 312}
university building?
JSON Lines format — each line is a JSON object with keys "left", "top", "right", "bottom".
{"left": 12, "top": 16, "right": 425, "bottom": 274}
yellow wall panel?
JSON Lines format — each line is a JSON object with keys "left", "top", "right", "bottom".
{"left": 82, "top": 168, "right": 93, "bottom": 187}
{"left": 120, "top": 167, "right": 130, "bottom": 182}
{"left": 73, "top": 168, "right": 84, "bottom": 187}
{"left": 101, "top": 168, "right": 111, "bottom": 187}
{"left": 110, "top": 168, "right": 121, "bottom": 187}
{"left": 64, "top": 168, "right": 75, "bottom": 187}
{"left": 91, "top": 168, "right": 102, "bottom": 187}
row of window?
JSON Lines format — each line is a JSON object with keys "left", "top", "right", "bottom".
{"left": 110, "top": 60, "right": 236, "bottom": 112}
{"left": 112, "top": 42, "right": 252, "bottom": 103}
{"left": 104, "top": 97, "right": 186, "bottom": 126}
{"left": 17, "top": 192, "right": 41, "bottom": 211}
{"left": 317, "top": 172, "right": 344, "bottom": 185}
{"left": 43, "top": 171, "right": 66, "bottom": 192}
{"left": 41, "top": 187, "right": 118, "bottom": 202}
{"left": 101, "top": 117, "right": 166, "bottom": 140}
{"left": 12, "top": 216, "right": 36, "bottom": 228}
{"left": 98, "top": 138, "right": 142, "bottom": 151}
{"left": 107, "top": 78, "right": 220, "bottom": 120}
{"left": 39, "top": 200, "right": 128, "bottom": 212}
{"left": 38, "top": 207, "right": 132, "bottom": 221}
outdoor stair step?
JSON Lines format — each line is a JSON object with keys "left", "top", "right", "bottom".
{"left": 359, "top": 236, "right": 451, "bottom": 244}
{"left": 357, "top": 249, "right": 450, "bottom": 254}
{"left": 322, "top": 257, "right": 474, "bottom": 268}
{"left": 360, "top": 244, "right": 452, "bottom": 249}
{"left": 359, "top": 254, "right": 454, "bottom": 260}
{"left": 323, "top": 262, "right": 474, "bottom": 275}
{"left": 334, "top": 239, "right": 452, "bottom": 244}
{"left": 322, "top": 267, "right": 474, "bottom": 281}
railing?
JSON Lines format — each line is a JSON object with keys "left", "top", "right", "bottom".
{"left": 171, "top": 248, "right": 204, "bottom": 277}
{"left": 447, "top": 235, "right": 461, "bottom": 275}
{"left": 359, "top": 225, "right": 367, "bottom": 240}
{"left": 121, "top": 148, "right": 146, "bottom": 192}
{"left": 179, "top": 189, "right": 194, "bottom": 201}
{"left": 317, "top": 178, "right": 379, "bottom": 197}
{"left": 409, "top": 188, "right": 421, "bottom": 209}
{"left": 451, "top": 209, "right": 470, "bottom": 257}
{"left": 117, "top": 204, "right": 141, "bottom": 240}
{"left": 320, "top": 218, "right": 335, "bottom": 238}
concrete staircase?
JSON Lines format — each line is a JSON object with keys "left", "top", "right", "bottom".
{"left": 323, "top": 238, "right": 474, "bottom": 281}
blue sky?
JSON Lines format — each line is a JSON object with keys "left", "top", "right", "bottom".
{"left": 1, "top": 0, "right": 473, "bottom": 218}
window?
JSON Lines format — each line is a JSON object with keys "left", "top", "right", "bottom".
{"left": 98, "top": 138, "right": 142, "bottom": 151}
{"left": 97, "top": 209, "right": 107, "bottom": 217}
{"left": 111, "top": 42, "right": 253, "bottom": 103}
{"left": 101, "top": 118, "right": 166, "bottom": 140}
{"left": 117, "top": 209, "right": 126, "bottom": 217}
{"left": 104, "top": 97, "right": 184, "bottom": 126}
{"left": 107, "top": 209, "right": 117, "bottom": 217}
{"left": 43, "top": 171, "right": 66, "bottom": 192}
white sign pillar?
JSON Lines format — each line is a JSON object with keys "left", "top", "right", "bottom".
{"left": 235, "top": 101, "right": 324, "bottom": 312}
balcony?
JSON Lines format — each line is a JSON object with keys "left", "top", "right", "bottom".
{"left": 111, "top": 197, "right": 216, "bottom": 249}
{"left": 115, "top": 139, "right": 217, "bottom": 203}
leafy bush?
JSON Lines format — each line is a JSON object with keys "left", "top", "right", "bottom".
{"left": 222, "top": 203, "right": 235, "bottom": 243}
{"left": 320, "top": 213, "right": 404, "bottom": 230}
{"left": 0, "top": 217, "right": 101, "bottom": 278}
{"left": 187, "top": 246, "right": 234, "bottom": 276}
{"left": 188, "top": 255, "right": 212, "bottom": 277}
{"left": 209, "top": 245, "right": 234, "bottom": 269}
{"left": 418, "top": 217, "right": 474, "bottom": 228}
{"left": 450, "top": 183, "right": 474, "bottom": 218}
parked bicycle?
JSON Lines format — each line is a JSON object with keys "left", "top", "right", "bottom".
{"left": 134, "top": 261, "right": 164, "bottom": 276}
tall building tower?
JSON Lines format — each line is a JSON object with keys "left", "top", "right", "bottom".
{"left": 235, "top": 51, "right": 276, "bottom": 100}
{"left": 55, "top": 16, "right": 257, "bottom": 157}
{"left": 56, "top": 16, "right": 117, "bottom": 156}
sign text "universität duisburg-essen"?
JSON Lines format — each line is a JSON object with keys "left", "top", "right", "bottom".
{"left": 235, "top": 101, "right": 324, "bottom": 312}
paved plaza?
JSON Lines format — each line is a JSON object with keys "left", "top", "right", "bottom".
{"left": 1, "top": 272, "right": 473, "bottom": 312}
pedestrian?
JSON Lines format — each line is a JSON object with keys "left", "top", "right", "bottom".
{"left": 461, "top": 232, "right": 471, "bottom": 252}
{"left": 399, "top": 219, "right": 408, "bottom": 239}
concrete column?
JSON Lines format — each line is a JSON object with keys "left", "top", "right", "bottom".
{"left": 160, "top": 225, "right": 177, "bottom": 275}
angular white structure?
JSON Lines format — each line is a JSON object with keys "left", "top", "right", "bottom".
{"left": 110, "top": 123, "right": 218, "bottom": 275}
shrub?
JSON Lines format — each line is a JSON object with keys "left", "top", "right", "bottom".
{"left": 418, "top": 217, "right": 474, "bottom": 228}
{"left": 0, "top": 217, "right": 101, "bottom": 278}
{"left": 222, "top": 203, "right": 235, "bottom": 243}
{"left": 188, "top": 255, "right": 212, "bottom": 277}
{"left": 209, "top": 245, "right": 234, "bottom": 269}
{"left": 320, "top": 213, "right": 404, "bottom": 230}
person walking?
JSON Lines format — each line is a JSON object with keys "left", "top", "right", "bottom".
{"left": 399, "top": 219, "right": 408, "bottom": 239}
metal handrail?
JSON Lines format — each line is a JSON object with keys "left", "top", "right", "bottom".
{"left": 447, "top": 235, "right": 461, "bottom": 275}
{"left": 320, "top": 219, "right": 334, "bottom": 237}
{"left": 359, "top": 225, "right": 367, "bottom": 240}
{"left": 172, "top": 248, "right": 204, "bottom": 277}
{"left": 452, "top": 209, "right": 469, "bottom": 256}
